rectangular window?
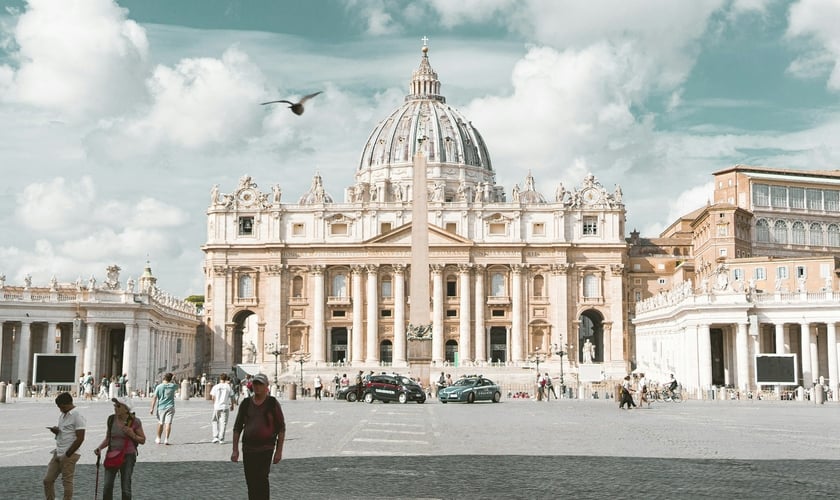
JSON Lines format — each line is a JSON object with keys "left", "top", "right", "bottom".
{"left": 806, "top": 188, "right": 823, "bottom": 210}
{"left": 733, "top": 268, "right": 744, "bottom": 281}
{"left": 719, "top": 248, "right": 727, "bottom": 257}
{"left": 381, "top": 280, "right": 392, "bottom": 298}
{"left": 825, "top": 190, "right": 839, "bottom": 212}
{"left": 380, "top": 309, "right": 392, "bottom": 317}
{"left": 770, "top": 186, "right": 787, "bottom": 208}
{"left": 532, "top": 222, "right": 545, "bottom": 236}
{"left": 634, "top": 290, "right": 642, "bottom": 302}
{"left": 380, "top": 222, "right": 392, "bottom": 233}
{"left": 446, "top": 309, "right": 457, "bottom": 317}
{"left": 718, "top": 224, "right": 729, "bottom": 236}
{"left": 820, "top": 263, "right": 830, "bottom": 278}
{"left": 752, "top": 184, "right": 770, "bottom": 207}
{"left": 789, "top": 187, "right": 805, "bottom": 209}
{"left": 488, "top": 222, "right": 506, "bottom": 235}
{"left": 292, "top": 223, "right": 305, "bottom": 236}
{"left": 657, "top": 278, "right": 666, "bottom": 285}
{"left": 582, "top": 216, "right": 598, "bottom": 235}
{"left": 330, "top": 223, "right": 348, "bottom": 235}
{"left": 776, "top": 266, "right": 788, "bottom": 279}
{"left": 796, "top": 266, "right": 806, "bottom": 278}
{"left": 633, "top": 278, "right": 642, "bottom": 285}
{"left": 332, "top": 310, "right": 346, "bottom": 318}
{"left": 176, "top": 338, "right": 182, "bottom": 354}
{"left": 238, "top": 216, "right": 254, "bottom": 235}
{"left": 445, "top": 222, "right": 457, "bottom": 233}
{"left": 754, "top": 267, "right": 766, "bottom": 280}
{"left": 633, "top": 264, "right": 641, "bottom": 271}
{"left": 491, "top": 309, "right": 505, "bottom": 317}
{"left": 446, "top": 281, "right": 457, "bottom": 297}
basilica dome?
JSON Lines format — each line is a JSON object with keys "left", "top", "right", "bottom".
{"left": 353, "top": 43, "right": 496, "bottom": 201}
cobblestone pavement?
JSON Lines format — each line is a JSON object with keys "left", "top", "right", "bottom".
{"left": 2, "top": 395, "right": 838, "bottom": 499}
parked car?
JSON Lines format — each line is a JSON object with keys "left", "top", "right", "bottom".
{"left": 363, "top": 374, "right": 426, "bottom": 404}
{"left": 336, "top": 384, "right": 362, "bottom": 402}
{"left": 438, "top": 376, "right": 502, "bottom": 403}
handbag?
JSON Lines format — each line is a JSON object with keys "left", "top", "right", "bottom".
{"left": 103, "top": 442, "right": 126, "bottom": 469}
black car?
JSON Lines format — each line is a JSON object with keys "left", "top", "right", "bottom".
{"left": 363, "top": 374, "right": 426, "bottom": 404}
{"left": 336, "top": 383, "right": 362, "bottom": 402}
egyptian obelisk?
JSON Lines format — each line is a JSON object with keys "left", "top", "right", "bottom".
{"left": 409, "top": 148, "right": 430, "bottom": 326}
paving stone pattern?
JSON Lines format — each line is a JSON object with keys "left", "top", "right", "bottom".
{"left": 1, "top": 396, "right": 838, "bottom": 499}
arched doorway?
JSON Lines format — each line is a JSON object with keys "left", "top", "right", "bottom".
{"left": 231, "top": 310, "right": 257, "bottom": 365}
{"left": 578, "top": 309, "right": 604, "bottom": 363}
{"left": 490, "top": 327, "right": 507, "bottom": 363}
{"left": 331, "top": 327, "right": 348, "bottom": 363}
{"left": 445, "top": 339, "right": 458, "bottom": 364}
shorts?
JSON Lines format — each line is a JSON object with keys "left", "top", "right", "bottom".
{"left": 157, "top": 406, "right": 175, "bottom": 424}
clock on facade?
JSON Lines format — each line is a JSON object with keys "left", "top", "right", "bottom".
{"left": 582, "top": 187, "right": 601, "bottom": 204}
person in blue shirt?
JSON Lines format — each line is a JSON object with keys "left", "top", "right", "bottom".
{"left": 149, "top": 372, "right": 178, "bottom": 445}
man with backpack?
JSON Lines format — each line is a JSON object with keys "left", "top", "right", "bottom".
{"left": 231, "top": 373, "right": 286, "bottom": 500}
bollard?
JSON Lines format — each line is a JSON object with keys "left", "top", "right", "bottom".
{"left": 288, "top": 382, "right": 297, "bottom": 400}
{"left": 180, "top": 379, "right": 190, "bottom": 400}
{"left": 814, "top": 384, "right": 825, "bottom": 405}
{"left": 205, "top": 383, "right": 214, "bottom": 400}
{"left": 19, "top": 381, "right": 28, "bottom": 399}
{"left": 795, "top": 386, "right": 805, "bottom": 401}
{"left": 5, "top": 382, "right": 14, "bottom": 402}
{"left": 0, "top": 381, "right": 5, "bottom": 403}
{"left": 717, "top": 386, "right": 726, "bottom": 402}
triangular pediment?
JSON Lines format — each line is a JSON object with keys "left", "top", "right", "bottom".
{"left": 365, "top": 222, "right": 473, "bottom": 246}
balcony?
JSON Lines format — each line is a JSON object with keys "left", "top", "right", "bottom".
{"left": 327, "top": 296, "right": 351, "bottom": 306}
{"left": 486, "top": 295, "right": 511, "bottom": 305}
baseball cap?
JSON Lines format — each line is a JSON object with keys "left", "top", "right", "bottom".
{"left": 252, "top": 373, "right": 269, "bottom": 385}
{"left": 111, "top": 397, "right": 134, "bottom": 413}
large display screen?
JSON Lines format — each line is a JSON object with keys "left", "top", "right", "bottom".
{"left": 33, "top": 354, "right": 77, "bottom": 385}
{"left": 755, "top": 354, "right": 797, "bottom": 385}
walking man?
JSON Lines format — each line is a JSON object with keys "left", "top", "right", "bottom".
{"left": 149, "top": 372, "right": 178, "bottom": 445}
{"left": 210, "top": 373, "right": 234, "bottom": 444}
{"left": 44, "top": 392, "right": 86, "bottom": 500}
{"left": 231, "top": 373, "right": 286, "bottom": 500}
{"left": 544, "top": 372, "right": 557, "bottom": 401}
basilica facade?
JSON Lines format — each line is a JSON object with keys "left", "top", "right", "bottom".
{"left": 203, "top": 44, "right": 630, "bottom": 384}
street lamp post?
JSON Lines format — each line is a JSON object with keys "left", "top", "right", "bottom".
{"left": 291, "top": 352, "right": 310, "bottom": 396}
{"left": 264, "top": 339, "right": 287, "bottom": 388}
{"left": 553, "top": 343, "right": 569, "bottom": 398}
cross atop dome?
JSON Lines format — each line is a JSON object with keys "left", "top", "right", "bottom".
{"left": 407, "top": 36, "right": 444, "bottom": 103}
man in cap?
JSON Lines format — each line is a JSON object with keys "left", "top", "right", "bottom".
{"left": 231, "top": 373, "right": 286, "bottom": 499}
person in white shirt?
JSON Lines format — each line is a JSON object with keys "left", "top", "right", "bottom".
{"left": 210, "top": 373, "right": 235, "bottom": 444}
{"left": 314, "top": 375, "right": 323, "bottom": 400}
{"left": 44, "top": 392, "right": 86, "bottom": 500}
{"left": 637, "top": 373, "right": 649, "bottom": 408}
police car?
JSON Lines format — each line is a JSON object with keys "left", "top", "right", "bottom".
{"left": 362, "top": 374, "right": 426, "bottom": 404}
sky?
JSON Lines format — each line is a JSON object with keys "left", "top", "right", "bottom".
{"left": 1, "top": 0, "right": 840, "bottom": 298}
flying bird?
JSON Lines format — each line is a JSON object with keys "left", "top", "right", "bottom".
{"left": 261, "top": 91, "right": 323, "bottom": 115}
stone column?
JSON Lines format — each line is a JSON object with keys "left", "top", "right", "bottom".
{"left": 736, "top": 323, "right": 750, "bottom": 391}
{"left": 393, "top": 265, "right": 406, "bottom": 365}
{"left": 431, "top": 264, "right": 444, "bottom": 364}
{"left": 774, "top": 323, "right": 785, "bottom": 354}
{"left": 458, "top": 264, "right": 472, "bottom": 364}
{"left": 17, "top": 321, "right": 32, "bottom": 383}
{"left": 351, "top": 266, "right": 364, "bottom": 364}
{"left": 827, "top": 322, "right": 838, "bottom": 401}
{"left": 122, "top": 323, "right": 135, "bottom": 388}
{"left": 83, "top": 322, "right": 97, "bottom": 375}
{"left": 473, "top": 265, "right": 486, "bottom": 362}
{"left": 800, "top": 322, "right": 812, "bottom": 387}
{"left": 551, "top": 264, "right": 570, "bottom": 348}
{"left": 45, "top": 322, "right": 57, "bottom": 354}
{"left": 312, "top": 266, "right": 326, "bottom": 363}
{"left": 810, "top": 326, "right": 819, "bottom": 386}
{"left": 697, "top": 324, "right": 712, "bottom": 389}
{"left": 511, "top": 265, "right": 524, "bottom": 362}
{"left": 365, "top": 265, "right": 379, "bottom": 362}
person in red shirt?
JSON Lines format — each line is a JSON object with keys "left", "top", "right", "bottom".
{"left": 231, "top": 373, "right": 286, "bottom": 500}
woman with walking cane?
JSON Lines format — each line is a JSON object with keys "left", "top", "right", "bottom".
{"left": 94, "top": 398, "right": 146, "bottom": 500}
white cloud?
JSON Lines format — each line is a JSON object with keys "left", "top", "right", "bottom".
{"left": 4, "top": 0, "right": 149, "bottom": 119}
{"left": 787, "top": 0, "right": 840, "bottom": 90}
